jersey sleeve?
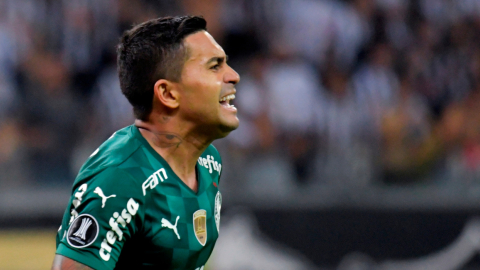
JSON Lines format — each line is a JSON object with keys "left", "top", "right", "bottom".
{"left": 56, "top": 167, "right": 145, "bottom": 270}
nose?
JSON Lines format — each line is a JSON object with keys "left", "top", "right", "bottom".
{"left": 224, "top": 64, "right": 240, "bottom": 85}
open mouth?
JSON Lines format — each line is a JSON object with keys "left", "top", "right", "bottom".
{"left": 219, "top": 94, "right": 236, "bottom": 108}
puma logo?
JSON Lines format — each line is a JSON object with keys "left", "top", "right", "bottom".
{"left": 94, "top": 187, "right": 116, "bottom": 208}
{"left": 161, "top": 216, "right": 181, "bottom": 240}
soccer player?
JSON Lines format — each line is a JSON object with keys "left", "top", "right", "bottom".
{"left": 52, "top": 15, "right": 239, "bottom": 270}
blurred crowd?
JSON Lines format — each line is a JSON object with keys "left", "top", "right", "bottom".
{"left": 1, "top": 0, "right": 480, "bottom": 198}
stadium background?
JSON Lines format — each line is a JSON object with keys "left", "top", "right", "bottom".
{"left": 2, "top": 0, "right": 480, "bottom": 269}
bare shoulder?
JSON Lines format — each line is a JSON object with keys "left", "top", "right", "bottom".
{"left": 52, "top": 254, "right": 93, "bottom": 270}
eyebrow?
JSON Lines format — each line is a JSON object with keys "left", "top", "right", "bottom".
{"left": 206, "top": 55, "right": 229, "bottom": 65}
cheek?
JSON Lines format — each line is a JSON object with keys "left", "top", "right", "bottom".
{"left": 184, "top": 69, "right": 219, "bottom": 90}
{"left": 182, "top": 83, "right": 220, "bottom": 116}
{"left": 181, "top": 69, "right": 222, "bottom": 110}
{"left": 190, "top": 79, "right": 221, "bottom": 104}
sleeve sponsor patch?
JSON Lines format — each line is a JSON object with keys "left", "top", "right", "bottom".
{"left": 67, "top": 214, "right": 99, "bottom": 248}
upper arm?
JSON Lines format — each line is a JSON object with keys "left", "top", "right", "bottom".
{"left": 55, "top": 168, "right": 145, "bottom": 269}
{"left": 52, "top": 254, "right": 93, "bottom": 270}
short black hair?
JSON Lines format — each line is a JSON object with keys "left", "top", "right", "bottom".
{"left": 117, "top": 16, "right": 207, "bottom": 120}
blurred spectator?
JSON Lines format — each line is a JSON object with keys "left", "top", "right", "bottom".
{"left": 276, "top": 0, "right": 335, "bottom": 65}
{"left": 227, "top": 56, "right": 275, "bottom": 152}
{"left": 353, "top": 43, "right": 399, "bottom": 130}
{"left": 1, "top": 0, "right": 480, "bottom": 197}
{"left": 380, "top": 72, "right": 440, "bottom": 184}
{"left": 264, "top": 52, "right": 322, "bottom": 184}
{"left": 377, "top": 0, "right": 413, "bottom": 50}
{"left": 313, "top": 64, "right": 376, "bottom": 186}
{"left": 221, "top": 55, "right": 296, "bottom": 198}
{"left": 331, "top": 0, "right": 374, "bottom": 68}
{"left": 61, "top": 0, "right": 119, "bottom": 96}
{"left": 70, "top": 60, "right": 135, "bottom": 173}
{"left": 16, "top": 48, "right": 81, "bottom": 184}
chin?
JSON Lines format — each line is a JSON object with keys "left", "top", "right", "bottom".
{"left": 217, "top": 120, "right": 239, "bottom": 138}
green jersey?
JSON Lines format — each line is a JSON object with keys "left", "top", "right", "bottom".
{"left": 55, "top": 125, "right": 223, "bottom": 270}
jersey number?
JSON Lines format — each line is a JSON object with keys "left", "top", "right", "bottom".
{"left": 69, "top": 184, "right": 88, "bottom": 224}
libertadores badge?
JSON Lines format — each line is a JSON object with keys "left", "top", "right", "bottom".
{"left": 66, "top": 214, "right": 99, "bottom": 248}
{"left": 214, "top": 191, "right": 222, "bottom": 233}
{"left": 193, "top": 209, "right": 207, "bottom": 246}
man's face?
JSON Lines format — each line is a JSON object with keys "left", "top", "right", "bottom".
{"left": 176, "top": 31, "right": 240, "bottom": 138}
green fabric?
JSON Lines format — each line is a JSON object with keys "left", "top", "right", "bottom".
{"left": 56, "top": 125, "right": 222, "bottom": 270}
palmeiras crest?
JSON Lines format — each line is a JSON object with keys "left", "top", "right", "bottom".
{"left": 214, "top": 191, "right": 222, "bottom": 233}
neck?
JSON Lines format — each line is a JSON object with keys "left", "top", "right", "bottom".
{"left": 134, "top": 117, "right": 212, "bottom": 192}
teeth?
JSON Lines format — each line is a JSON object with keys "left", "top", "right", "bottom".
{"left": 220, "top": 94, "right": 235, "bottom": 102}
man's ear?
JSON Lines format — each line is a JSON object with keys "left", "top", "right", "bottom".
{"left": 154, "top": 79, "right": 180, "bottom": 109}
